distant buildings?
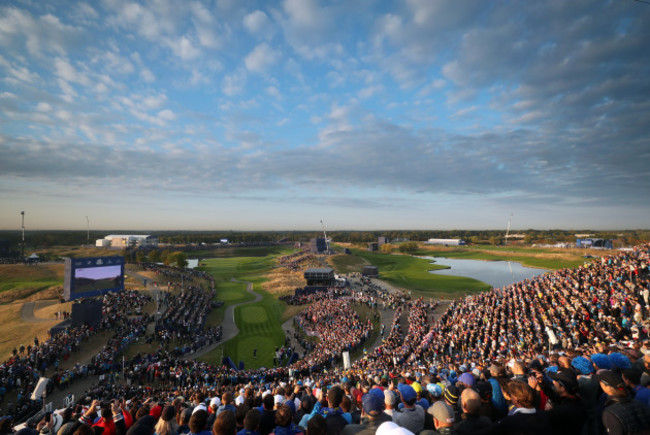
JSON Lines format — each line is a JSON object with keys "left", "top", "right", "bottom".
{"left": 425, "top": 238, "right": 466, "bottom": 246}
{"left": 576, "top": 238, "right": 613, "bottom": 249}
{"left": 95, "top": 234, "right": 158, "bottom": 248}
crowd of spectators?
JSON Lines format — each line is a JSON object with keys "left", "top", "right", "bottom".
{"left": 3, "top": 244, "right": 650, "bottom": 435}
{"left": 276, "top": 252, "right": 314, "bottom": 272}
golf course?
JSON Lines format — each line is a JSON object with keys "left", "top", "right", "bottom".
{"left": 0, "top": 241, "right": 603, "bottom": 369}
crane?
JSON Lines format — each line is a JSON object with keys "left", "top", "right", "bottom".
{"left": 320, "top": 219, "right": 330, "bottom": 254}
{"left": 505, "top": 213, "right": 513, "bottom": 244}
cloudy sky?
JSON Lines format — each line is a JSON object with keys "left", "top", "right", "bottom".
{"left": 1, "top": 0, "right": 649, "bottom": 231}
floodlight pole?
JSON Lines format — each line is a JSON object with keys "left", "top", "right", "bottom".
{"left": 21, "top": 211, "right": 25, "bottom": 260}
{"left": 86, "top": 216, "right": 90, "bottom": 244}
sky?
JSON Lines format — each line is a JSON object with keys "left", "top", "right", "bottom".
{"left": 1, "top": 0, "right": 649, "bottom": 231}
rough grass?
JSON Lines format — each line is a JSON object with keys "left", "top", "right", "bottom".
{"left": 0, "top": 264, "right": 64, "bottom": 303}
{"left": 0, "top": 303, "right": 60, "bottom": 359}
{"left": 328, "top": 254, "right": 370, "bottom": 273}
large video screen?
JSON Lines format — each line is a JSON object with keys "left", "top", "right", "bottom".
{"left": 63, "top": 256, "right": 124, "bottom": 301}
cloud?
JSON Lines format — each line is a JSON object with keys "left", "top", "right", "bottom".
{"left": 158, "top": 109, "right": 176, "bottom": 121}
{"left": 222, "top": 69, "right": 247, "bottom": 96}
{"left": 244, "top": 43, "right": 278, "bottom": 74}
{"left": 243, "top": 10, "right": 271, "bottom": 36}
{"left": 0, "top": 7, "right": 84, "bottom": 56}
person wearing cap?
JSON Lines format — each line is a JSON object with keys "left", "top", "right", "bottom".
{"left": 453, "top": 388, "right": 492, "bottom": 435}
{"left": 383, "top": 391, "right": 398, "bottom": 419}
{"left": 474, "top": 382, "right": 502, "bottom": 422}
{"left": 424, "top": 402, "right": 456, "bottom": 435}
{"left": 341, "top": 393, "right": 390, "bottom": 435}
{"left": 486, "top": 365, "right": 507, "bottom": 416}
{"left": 392, "top": 384, "right": 424, "bottom": 434}
{"left": 597, "top": 370, "right": 650, "bottom": 434}
{"left": 544, "top": 370, "right": 587, "bottom": 435}
{"left": 441, "top": 386, "right": 460, "bottom": 424}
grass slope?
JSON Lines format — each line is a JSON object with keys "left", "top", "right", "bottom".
{"left": 0, "top": 264, "right": 64, "bottom": 302}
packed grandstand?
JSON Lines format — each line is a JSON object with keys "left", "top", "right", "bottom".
{"left": 2, "top": 244, "right": 650, "bottom": 435}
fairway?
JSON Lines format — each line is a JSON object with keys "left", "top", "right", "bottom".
{"left": 198, "top": 250, "right": 294, "bottom": 369}
{"left": 240, "top": 306, "right": 268, "bottom": 323}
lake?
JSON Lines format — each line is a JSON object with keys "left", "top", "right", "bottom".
{"left": 422, "top": 256, "right": 549, "bottom": 289}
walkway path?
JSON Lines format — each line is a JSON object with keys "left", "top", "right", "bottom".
{"left": 188, "top": 278, "right": 261, "bottom": 359}
{"left": 20, "top": 300, "right": 58, "bottom": 322}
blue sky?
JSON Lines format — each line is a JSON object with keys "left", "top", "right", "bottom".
{"left": 1, "top": 0, "right": 649, "bottom": 231}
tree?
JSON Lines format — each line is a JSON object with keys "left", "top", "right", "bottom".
{"left": 398, "top": 241, "right": 419, "bottom": 254}
{"left": 135, "top": 250, "right": 147, "bottom": 263}
{"left": 148, "top": 250, "right": 161, "bottom": 263}
{"left": 160, "top": 249, "right": 172, "bottom": 266}
{"left": 380, "top": 243, "right": 394, "bottom": 253}
{"left": 171, "top": 251, "right": 188, "bottom": 268}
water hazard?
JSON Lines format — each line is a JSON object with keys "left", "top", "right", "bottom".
{"left": 422, "top": 256, "right": 549, "bottom": 289}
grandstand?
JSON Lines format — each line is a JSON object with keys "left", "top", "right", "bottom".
{"left": 3, "top": 244, "right": 650, "bottom": 435}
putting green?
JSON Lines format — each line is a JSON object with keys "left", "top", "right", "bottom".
{"left": 241, "top": 306, "right": 268, "bottom": 323}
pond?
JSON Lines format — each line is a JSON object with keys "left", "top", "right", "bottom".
{"left": 421, "top": 256, "right": 549, "bottom": 289}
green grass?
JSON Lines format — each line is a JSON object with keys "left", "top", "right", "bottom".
{"left": 416, "top": 245, "right": 590, "bottom": 270}
{"left": 200, "top": 286, "right": 287, "bottom": 369}
{"left": 192, "top": 246, "right": 292, "bottom": 258}
{"left": 197, "top": 251, "right": 295, "bottom": 369}
{"left": 332, "top": 249, "right": 491, "bottom": 298}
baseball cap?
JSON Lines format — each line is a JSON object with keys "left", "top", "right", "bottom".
{"left": 426, "top": 383, "right": 442, "bottom": 398}
{"left": 548, "top": 370, "right": 579, "bottom": 392}
{"left": 596, "top": 370, "right": 625, "bottom": 390}
{"left": 428, "top": 401, "right": 455, "bottom": 425}
{"left": 376, "top": 422, "right": 415, "bottom": 435}
{"left": 362, "top": 393, "right": 385, "bottom": 416}
{"left": 397, "top": 384, "right": 417, "bottom": 403}
{"left": 475, "top": 381, "right": 492, "bottom": 400}
{"left": 458, "top": 373, "right": 476, "bottom": 387}
{"left": 384, "top": 390, "right": 398, "bottom": 406}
